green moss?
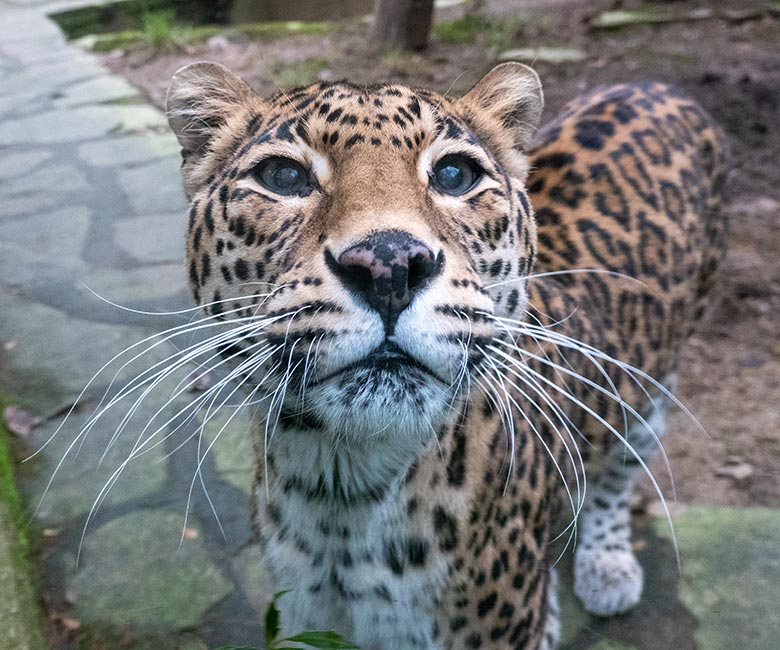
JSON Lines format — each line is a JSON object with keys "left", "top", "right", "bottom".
{"left": 0, "top": 415, "right": 27, "bottom": 558}
{"left": 488, "top": 17, "right": 525, "bottom": 51}
{"left": 52, "top": 0, "right": 334, "bottom": 51}
{"left": 653, "top": 506, "right": 780, "bottom": 650}
{"left": 432, "top": 14, "right": 528, "bottom": 54}
{"left": 50, "top": 0, "right": 196, "bottom": 40}
{"left": 431, "top": 15, "right": 491, "bottom": 44}
{"left": 0, "top": 396, "right": 47, "bottom": 648}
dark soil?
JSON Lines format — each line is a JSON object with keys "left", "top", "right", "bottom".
{"left": 99, "top": 0, "right": 780, "bottom": 509}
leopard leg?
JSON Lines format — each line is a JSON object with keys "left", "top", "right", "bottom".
{"left": 573, "top": 379, "right": 672, "bottom": 616}
{"left": 539, "top": 567, "right": 560, "bottom": 650}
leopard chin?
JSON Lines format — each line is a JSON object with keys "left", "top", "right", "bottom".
{"left": 280, "top": 354, "right": 457, "bottom": 443}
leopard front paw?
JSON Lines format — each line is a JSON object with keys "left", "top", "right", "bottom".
{"left": 573, "top": 547, "right": 643, "bottom": 616}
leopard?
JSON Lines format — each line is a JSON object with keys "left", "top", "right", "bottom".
{"left": 165, "top": 61, "right": 726, "bottom": 649}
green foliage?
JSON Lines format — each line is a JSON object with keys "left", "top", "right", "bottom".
{"left": 83, "top": 20, "right": 332, "bottom": 53}
{"left": 141, "top": 8, "right": 181, "bottom": 51}
{"left": 214, "top": 591, "right": 359, "bottom": 650}
{"left": 263, "top": 590, "right": 287, "bottom": 646}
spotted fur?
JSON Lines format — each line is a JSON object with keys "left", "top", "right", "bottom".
{"left": 166, "top": 63, "right": 726, "bottom": 649}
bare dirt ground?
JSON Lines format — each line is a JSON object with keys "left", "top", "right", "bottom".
{"left": 100, "top": 0, "right": 780, "bottom": 509}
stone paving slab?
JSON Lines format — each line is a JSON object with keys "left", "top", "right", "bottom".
{"left": 558, "top": 506, "right": 780, "bottom": 650}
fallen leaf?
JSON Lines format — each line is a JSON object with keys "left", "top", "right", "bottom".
{"left": 2, "top": 405, "right": 41, "bottom": 437}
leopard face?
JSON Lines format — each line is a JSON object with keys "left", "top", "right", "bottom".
{"left": 167, "top": 62, "right": 541, "bottom": 444}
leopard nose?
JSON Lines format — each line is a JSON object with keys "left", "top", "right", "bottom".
{"left": 326, "top": 230, "right": 443, "bottom": 334}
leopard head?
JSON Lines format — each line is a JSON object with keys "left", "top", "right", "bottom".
{"left": 166, "top": 62, "right": 542, "bottom": 445}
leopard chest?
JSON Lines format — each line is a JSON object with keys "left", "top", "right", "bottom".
{"left": 255, "top": 430, "right": 451, "bottom": 649}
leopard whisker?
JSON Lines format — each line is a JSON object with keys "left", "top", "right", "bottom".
{"left": 26, "top": 300, "right": 268, "bottom": 467}
{"left": 39, "top": 326, "right": 263, "bottom": 521}
{"left": 85, "top": 342, "right": 280, "bottom": 508}
{"left": 96, "top": 322, "right": 275, "bottom": 460}
{"left": 490, "top": 345, "right": 680, "bottom": 567}
{"left": 490, "top": 337, "right": 673, "bottom": 486}
{"left": 472, "top": 366, "right": 516, "bottom": 486}
{"left": 263, "top": 353, "right": 304, "bottom": 497}
{"left": 478, "top": 348, "right": 585, "bottom": 547}
{"left": 55, "top": 308, "right": 303, "bottom": 537}
{"left": 484, "top": 268, "right": 650, "bottom": 291}
{"left": 493, "top": 316, "right": 703, "bottom": 439}
{"left": 184, "top": 361, "right": 273, "bottom": 546}
{"left": 490, "top": 324, "right": 678, "bottom": 498}
{"left": 129, "top": 342, "right": 282, "bottom": 462}
{"left": 76, "top": 343, "right": 285, "bottom": 562}
{"left": 486, "top": 316, "right": 681, "bottom": 476}
{"left": 81, "top": 281, "right": 277, "bottom": 317}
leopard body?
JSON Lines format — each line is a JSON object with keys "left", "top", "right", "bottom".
{"left": 166, "top": 63, "right": 725, "bottom": 649}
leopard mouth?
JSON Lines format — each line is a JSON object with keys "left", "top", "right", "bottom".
{"left": 311, "top": 341, "right": 441, "bottom": 386}
{"left": 350, "top": 341, "right": 427, "bottom": 371}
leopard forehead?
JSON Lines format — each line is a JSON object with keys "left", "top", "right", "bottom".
{"left": 261, "top": 82, "right": 454, "bottom": 151}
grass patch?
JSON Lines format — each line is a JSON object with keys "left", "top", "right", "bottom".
{"left": 80, "top": 19, "right": 333, "bottom": 52}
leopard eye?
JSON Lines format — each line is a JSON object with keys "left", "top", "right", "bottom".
{"left": 252, "top": 157, "right": 309, "bottom": 195}
{"left": 430, "top": 154, "right": 483, "bottom": 196}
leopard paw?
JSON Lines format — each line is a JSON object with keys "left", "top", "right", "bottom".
{"left": 573, "top": 547, "right": 643, "bottom": 616}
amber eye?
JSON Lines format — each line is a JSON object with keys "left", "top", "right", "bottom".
{"left": 252, "top": 157, "right": 309, "bottom": 195}
{"left": 430, "top": 155, "right": 483, "bottom": 196}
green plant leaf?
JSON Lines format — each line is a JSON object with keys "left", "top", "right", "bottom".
{"left": 281, "top": 630, "right": 360, "bottom": 648}
{"left": 211, "top": 646, "right": 260, "bottom": 649}
{"left": 265, "top": 589, "right": 291, "bottom": 646}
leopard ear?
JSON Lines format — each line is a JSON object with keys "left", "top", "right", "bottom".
{"left": 166, "top": 61, "right": 255, "bottom": 157}
{"left": 457, "top": 63, "right": 543, "bottom": 171}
